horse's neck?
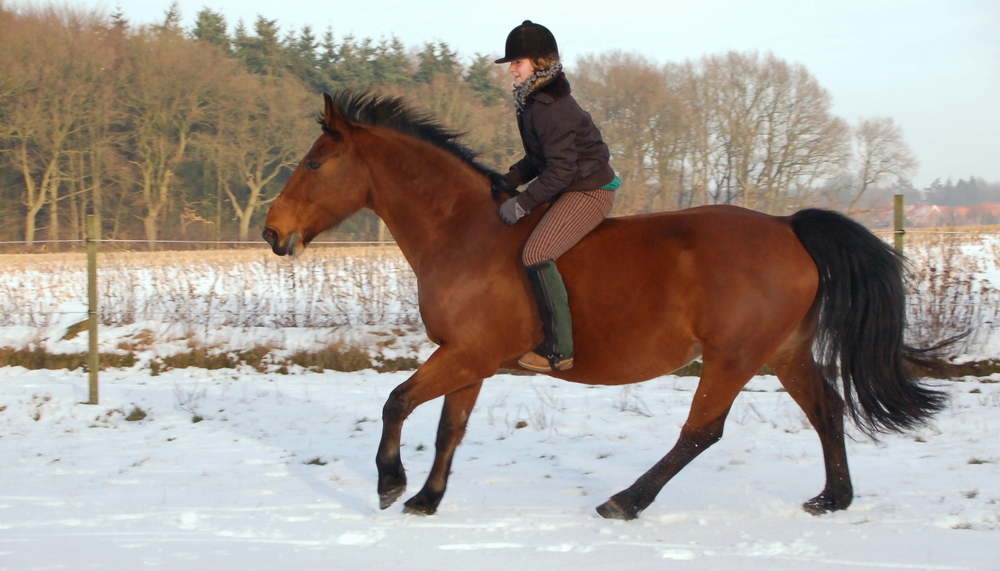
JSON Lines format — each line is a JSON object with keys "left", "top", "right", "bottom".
{"left": 361, "top": 133, "right": 500, "bottom": 272}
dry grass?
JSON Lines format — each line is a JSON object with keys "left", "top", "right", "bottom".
{"left": 0, "top": 347, "right": 137, "bottom": 369}
{"left": 0, "top": 341, "right": 420, "bottom": 374}
{"left": 898, "top": 228, "right": 1000, "bottom": 353}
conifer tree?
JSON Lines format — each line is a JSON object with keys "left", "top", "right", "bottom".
{"left": 286, "top": 25, "right": 327, "bottom": 92}
{"left": 191, "top": 8, "right": 231, "bottom": 54}
{"left": 414, "top": 42, "right": 460, "bottom": 84}
{"left": 371, "top": 37, "right": 411, "bottom": 87}
{"left": 465, "top": 54, "right": 505, "bottom": 105}
{"left": 158, "top": 1, "right": 182, "bottom": 34}
{"left": 235, "top": 16, "right": 286, "bottom": 76}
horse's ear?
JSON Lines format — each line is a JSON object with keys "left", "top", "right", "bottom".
{"left": 323, "top": 92, "right": 348, "bottom": 136}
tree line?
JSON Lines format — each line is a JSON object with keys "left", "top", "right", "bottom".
{"left": 0, "top": 2, "right": 931, "bottom": 249}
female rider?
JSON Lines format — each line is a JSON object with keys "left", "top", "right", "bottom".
{"left": 494, "top": 21, "right": 620, "bottom": 372}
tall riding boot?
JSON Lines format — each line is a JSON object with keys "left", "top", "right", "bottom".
{"left": 519, "top": 259, "right": 575, "bottom": 372}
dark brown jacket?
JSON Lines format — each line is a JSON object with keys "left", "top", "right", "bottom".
{"left": 509, "top": 72, "right": 614, "bottom": 211}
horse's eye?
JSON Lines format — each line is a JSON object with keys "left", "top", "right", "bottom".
{"left": 307, "top": 161, "right": 321, "bottom": 170}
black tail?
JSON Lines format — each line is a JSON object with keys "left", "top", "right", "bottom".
{"left": 790, "top": 208, "right": 948, "bottom": 437}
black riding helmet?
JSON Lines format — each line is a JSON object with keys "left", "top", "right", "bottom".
{"left": 494, "top": 20, "right": 558, "bottom": 64}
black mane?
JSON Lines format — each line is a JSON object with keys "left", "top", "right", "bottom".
{"left": 319, "top": 90, "right": 501, "bottom": 185}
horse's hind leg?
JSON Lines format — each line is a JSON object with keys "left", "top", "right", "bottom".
{"left": 769, "top": 338, "right": 853, "bottom": 514}
{"left": 403, "top": 381, "right": 483, "bottom": 515}
{"left": 596, "top": 359, "right": 752, "bottom": 520}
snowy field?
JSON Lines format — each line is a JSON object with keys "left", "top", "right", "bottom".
{"left": 1, "top": 366, "right": 998, "bottom": 570}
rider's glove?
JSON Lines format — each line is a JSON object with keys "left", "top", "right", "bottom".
{"left": 499, "top": 196, "right": 527, "bottom": 225}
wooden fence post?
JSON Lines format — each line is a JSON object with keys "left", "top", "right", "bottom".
{"left": 378, "top": 218, "right": 388, "bottom": 243}
{"left": 893, "top": 194, "right": 905, "bottom": 255}
{"left": 87, "top": 215, "right": 99, "bottom": 405}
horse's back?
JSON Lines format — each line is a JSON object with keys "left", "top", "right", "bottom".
{"left": 566, "top": 204, "right": 813, "bottom": 286}
{"left": 554, "top": 205, "right": 819, "bottom": 384}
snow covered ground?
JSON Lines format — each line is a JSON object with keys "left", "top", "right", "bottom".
{"left": 1, "top": 365, "right": 997, "bottom": 570}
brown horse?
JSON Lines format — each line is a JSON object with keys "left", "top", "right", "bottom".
{"left": 262, "top": 91, "right": 946, "bottom": 520}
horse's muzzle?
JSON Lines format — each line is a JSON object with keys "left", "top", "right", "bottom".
{"left": 262, "top": 227, "right": 300, "bottom": 256}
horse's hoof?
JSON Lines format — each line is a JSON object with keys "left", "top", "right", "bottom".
{"left": 379, "top": 486, "right": 406, "bottom": 510}
{"left": 403, "top": 495, "right": 438, "bottom": 516}
{"left": 596, "top": 499, "right": 639, "bottom": 520}
{"left": 803, "top": 490, "right": 852, "bottom": 515}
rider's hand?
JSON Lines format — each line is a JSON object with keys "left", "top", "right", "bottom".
{"left": 491, "top": 170, "right": 521, "bottom": 198}
{"left": 499, "top": 196, "right": 526, "bottom": 225}
{"left": 491, "top": 174, "right": 513, "bottom": 197}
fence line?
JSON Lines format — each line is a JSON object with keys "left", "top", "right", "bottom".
{"left": 1, "top": 239, "right": 85, "bottom": 245}
{"left": 0, "top": 311, "right": 420, "bottom": 317}
{"left": 3, "top": 234, "right": 997, "bottom": 247}
{"left": 0, "top": 239, "right": 399, "bottom": 246}
{"left": 874, "top": 230, "right": 1000, "bottom": 236}
{"left": 97, "top": 239, "right": 400, "bottom": 245}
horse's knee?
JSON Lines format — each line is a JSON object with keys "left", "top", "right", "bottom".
{"left": 703, "top": 427, "right": 723, "bottom": 448}
{"left": 690, "top": 429, "right": 723, "bottom": 452}
{"left": 680, "top": 415, "right": 727, "bottom": 451}
{"left": 382, "top": 387, "right": 411, "bottom": 424}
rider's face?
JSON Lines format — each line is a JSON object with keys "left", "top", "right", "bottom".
{"left": 509, "top": 58, "right": 536, "bottom": 86}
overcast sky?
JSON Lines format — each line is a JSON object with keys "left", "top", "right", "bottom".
{"left": 95, "top": 0, "right": 999, "bottom": 188}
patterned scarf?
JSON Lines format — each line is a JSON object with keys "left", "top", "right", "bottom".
{"left": 512, "top": 63, "right": 564, "bottom": 112}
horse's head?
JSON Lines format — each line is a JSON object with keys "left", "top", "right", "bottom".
{"left": 262, "top": 93, "right": 369, "bottom": 256}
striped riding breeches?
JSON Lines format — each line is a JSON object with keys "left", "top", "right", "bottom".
{"left": 521, "top": 188, "right": 615, "bottom": 266}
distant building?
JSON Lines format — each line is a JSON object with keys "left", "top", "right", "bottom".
{"left": 850, "top": 203, "right": 1000, "bottom": 227}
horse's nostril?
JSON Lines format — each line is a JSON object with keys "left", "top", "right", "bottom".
{"left": 262, "top": 227, "right": 279, "bottom": 247}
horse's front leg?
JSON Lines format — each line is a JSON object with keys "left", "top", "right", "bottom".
{"left": 403, "top": 381, "right": 483, "bottom": 515}
{"left": 376, "top": 348, "right": 489, "bottom": 511}
{"left": 376, "top": 387, "right": 410, "bottom": 509}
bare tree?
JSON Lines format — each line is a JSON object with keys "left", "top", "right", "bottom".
{"left": 0, "top": 5, "right": 27, "bottom": 113}
{"left": 120, "top": 28, "right": 235, "bottom": 249}
{"left": 575, "top": 53, "right": 699, "bottom": 214}
{"left": 399, "top": 73, "right": 519, "bottom": 171}
{"left": 849, "top": 116, "right": 918, "bottom": 209}
{"left": 204, "top": 78, "right": 313, "bottom": 241}
{"left": 649, "top": 64, "right": 696, "bottom": 212}
{"left": 576, "top": 52, "right": 668, "bottom": 214}
{"left": 377, "top": 74, "right": 519, "bottom": 239}
{"left": 692, "top": 52, "right": 850, "bottom": 214}
{"left": 0, "top": 7, "right": 108, "bottom": 245}
{"left": 573, "top": 52, "right": 849, "bottom": 215}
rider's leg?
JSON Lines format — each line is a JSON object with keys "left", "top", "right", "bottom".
{"left": 520, "top": 188, "right": 614, "bottom": 372}
{"left": 521, "top": 260, "right": 574, "bottom": 371}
